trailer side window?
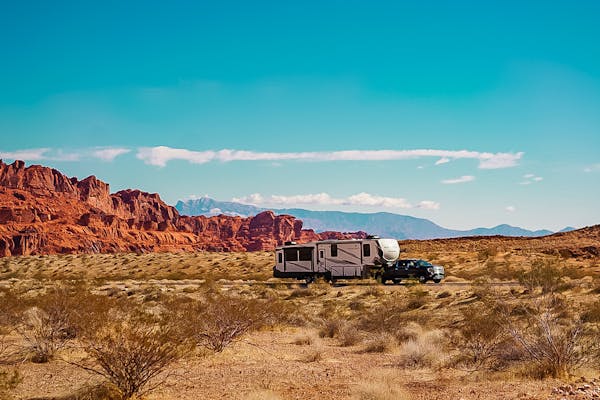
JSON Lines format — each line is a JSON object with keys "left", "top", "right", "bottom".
{"left": 331, "top": 244, "right": 338, "bottom": 257}
{"left": 363, "top": 243, "right": 370, "bottom": 257}
{"left": 299, "top": 248, "right": 312, "bottom": 261}
{"left": 278, "top": 252, "right": 282, "bottom": 263}
{"left": 284, "top": 248, "right": 298, "bottom": 262}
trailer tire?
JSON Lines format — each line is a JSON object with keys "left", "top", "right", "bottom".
{"left": 305, "top": 275, "right": 315, "bottom": 285}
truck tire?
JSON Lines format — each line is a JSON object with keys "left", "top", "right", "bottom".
{"left": 418, "top": 276, "right": 426, "bottom": 284}
{"left": 433, "top": 279, "right": 441, "bottom": 284}
{"left": 393, "top": 279, "right": 401, "bottom": 285}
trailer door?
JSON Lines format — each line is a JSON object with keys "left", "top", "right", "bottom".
{"left": 316, "top": 244, "right": 327, "bottom": 273}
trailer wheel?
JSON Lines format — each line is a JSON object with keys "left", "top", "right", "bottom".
{"left": 305, "top": 276, "right": 315, "bottom": 285}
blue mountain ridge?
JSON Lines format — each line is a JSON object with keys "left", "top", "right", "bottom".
{"left": 174, "top": 197, "right": 569, "bottom": 240}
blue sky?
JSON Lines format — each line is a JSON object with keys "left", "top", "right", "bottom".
{"left": 1, "top": 1, "right": 599, "bottom": 231}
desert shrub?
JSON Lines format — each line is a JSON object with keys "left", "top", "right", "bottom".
{"left": 393, "top": 322, "right": 423, "bottom": 343}
{"left": 318, "top": 318, "right": 344, "bottom": 339}
{"left": 357, "top": 300, "right": 408, "bottom": 339}
{"left": 18, "top": 306, "right": 70, "bottom": 363}
{"left": 75, "top": 307, "right": 186, "bottom": 400}
{"left": 338, "top": 325, "right": 363, "bottom": 347}
{"left": 495, "top": 293, "right": 591, "bottom": 378}
{"left": 452, "top": 304, "right": 508, "bottom": 370}
{"left": 397, "top": 329, "right": 446, "bottom": 368}
{"left": 17, "top": 285, "right": 114, "bottom": 363}
{"left": 360, "top": 333, "right": 395, "bottom": 353}
{"left": 581, "top": 301, "right": 600, "bottom": 323}
{"left": 517, "top": 259, "right": 566, "bottom": 294}
{"left": 181, "top": 294, "right": 277, "bottom": 353}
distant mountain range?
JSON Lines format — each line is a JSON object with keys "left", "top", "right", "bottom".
{"left": 175, "top": 197, "right": 574, "bottom": 240}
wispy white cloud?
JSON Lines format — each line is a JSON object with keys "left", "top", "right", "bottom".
{"left": 417, "top": 200, "right": 441, "bottom": 210}
{"left": 441, "top": 175, "right": 475, "bottom": 184}
{"left": 232, "top": 192, "right": 440, "bottom": 210}
{"left": 505, "top": 205, "right": 516, "bottom": 213}
{"left": 1, "top": 147, "right": 131, "bottom": 163}
{"left": 435, "top": 157, "right": 450, "bottom": 165}
{"left": 0, "top": 148, "right": 50, "bottom": 161}
{"left": 136, "top": 146, "right": 214, "bottom": 167}
{"left": 519, "top": 173, "right": 543, "bottom": 185}
{"left": 92, "top": 147, "right": 131, "bottom": 161}
{"left": 136, "top": 146, "right": 523, "bottom": 169}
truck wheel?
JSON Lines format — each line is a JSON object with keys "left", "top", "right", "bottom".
{"left": 393, "top": 279, "right": 401, "bottom": 285}
{"left": 433, "top": 279, "right": 441, "bottom": 284}
{"left": 418, "top": 276, "right": 426, "bottom": 284}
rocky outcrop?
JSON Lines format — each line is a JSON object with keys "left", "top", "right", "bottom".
{"left": 0, "top": 160, "right": 367, "bottom": 256}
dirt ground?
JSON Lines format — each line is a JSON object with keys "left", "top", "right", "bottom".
{"left": 1, "top": 247, "right": 599, "bottom": 400}
{"left": 10, "top": 327, "right": 580, "bottom": 400}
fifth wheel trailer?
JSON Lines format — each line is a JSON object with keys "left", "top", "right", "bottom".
{"left": 272, "top": 237, "right": 400, "bottom": 283}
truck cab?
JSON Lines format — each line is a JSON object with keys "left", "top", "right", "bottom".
{"left": 380, "top": 259, "right": 445, "bottom": 284}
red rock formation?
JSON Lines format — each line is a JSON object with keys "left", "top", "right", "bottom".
{"left": 0, "top": 160, "right": 366, "bottom": 256}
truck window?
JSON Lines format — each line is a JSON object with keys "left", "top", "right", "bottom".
{"left": 363, "top": 243, "right": 370, "bottom": 257}
{"left": 278, "top": 253, "right": 282, "bottom": 263}
{"left": 331, "top": 244, "right": 338, "bottom": 257}
{"left": 284, "top": 248, "right": 298, "bottom": 262}
{"left": 299, "top": 248, "right": 312, "bottom": 261}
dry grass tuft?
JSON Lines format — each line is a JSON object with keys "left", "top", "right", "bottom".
{"left": 397, "top": 328, "right": 447, "bottom": 368}
{"left": 360, "top": 333, "right": 396, "bottom": 354}
{"left": 301, "top": 348, "right": 324, "bottom": 363}
{"left": 292, "top": 334, "right": 314, "bottom": 346}
{"left": 338, "top": 325, "right": 363, "bottom": 347}
{"left": 318, "top": 318, "right": 344, "bottom": 339}
{"left": 352, "top": 374, "right": 411, "bottom": 400}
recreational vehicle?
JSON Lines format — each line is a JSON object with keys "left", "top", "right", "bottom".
{"left": 273, "top": 237, "right": 400, "bottom": 283}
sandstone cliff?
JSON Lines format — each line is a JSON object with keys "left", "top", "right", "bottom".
{"left": 0, "top": 160, "right": 366, "bottom": 256}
